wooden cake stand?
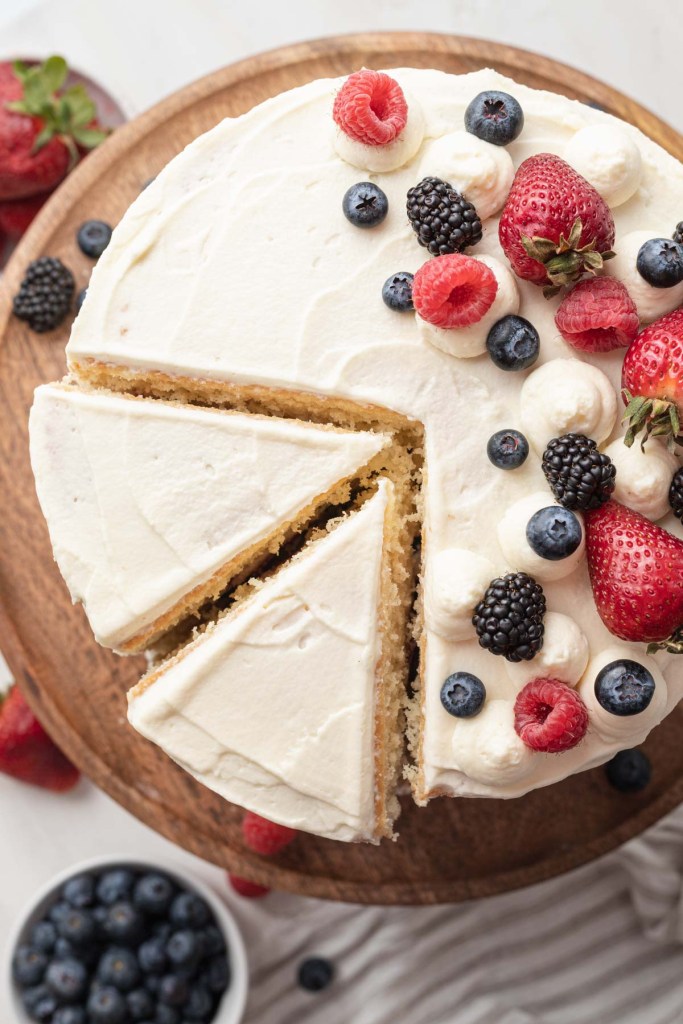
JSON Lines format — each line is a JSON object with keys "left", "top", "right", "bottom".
{"left": 1, "top": 33, "right": 682, "bottom": 904}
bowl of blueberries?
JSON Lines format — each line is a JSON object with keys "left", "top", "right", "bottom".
{"left": 6, "top": 856, "right": 248, "bottom": 1024}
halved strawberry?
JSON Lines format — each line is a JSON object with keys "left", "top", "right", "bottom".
{"left": 0, "top": 685, "right": 79, "bottom": 791}
{"left": 622, "top": 307, "right": 683, "bottom": 451}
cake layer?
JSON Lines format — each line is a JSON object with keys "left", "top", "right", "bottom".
{"left": 128, "top": 481, "right": 402, "bottom": 842}
{"left": 29, "top": 384, "right": 391, "bottom": 652}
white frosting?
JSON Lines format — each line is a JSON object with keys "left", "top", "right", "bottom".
{"left": 497, "top": 492, "right": 585, "bottom": 582}
{"left": 604, "top": 436, "right": 679, "bottom": 521}
{"left": 506, "top": 612, "right": 590, "bottom": 689}
{"left": 564, "top": 124, "right": 642, "bottom": 207}
{"left": 29, "top": 384, "right": 389, "bottom": 650}
{"left": 424, "top": 548, "right": 495, "bottom": 641}
{"left": 419, "top": 130, "right": 515, "bottom": 219}
{"left": 606, "top": 230, "right": 683, "bottom": 323}
{"left": 128, "top": 483, "right": 391, "bottom": 842}
{"left": 418, "top": 255, "right": 519, "bottom": 358}
{"left": 57, "top": 68, "right": 683, "bottom": 803}
{"left": 334, "top": 94, "right": 425, "bottom": 172}
{"left": 520, "top": 359, "right": 618, "bottom": 453}
{"left": 577, "top": 646, "right": 668, "bottom": 744}
{"left": 446, "top": 700, "right": 535, "bottom": 787}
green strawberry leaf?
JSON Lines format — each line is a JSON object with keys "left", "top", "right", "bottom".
{"left": 31, "top": 123, "right": 55, "bottom": 153}
{"left": 72, "top": 126, "right": 108, "bottom": 149}
{"left": 41, "top": 55, "right": 68, "bottom": 95}
{"left": 61, "top": 84, "right": 96, "bottom": 128}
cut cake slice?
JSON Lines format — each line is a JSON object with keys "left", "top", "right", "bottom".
{"left": 29, "top": 383, "right": 392, "bottom": 653}
{"left": 127, "top": 480, "right": 407, "bottom": 842}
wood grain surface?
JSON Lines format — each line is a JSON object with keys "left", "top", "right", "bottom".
{"left": 1, "top": 33, "right": 682, "bottom": 905}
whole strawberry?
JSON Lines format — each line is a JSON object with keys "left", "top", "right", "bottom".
{"left": 0, "top": 684, "right": 79, "bottom": 790}
{"left": 585, "top": 500, "right": 683, "bottom": 651}
{"left": 0, "top": 192, "right": 49, "bottom": 238}
{"left": 622, "top": 307, "right": 683, "bottom": 451}
{"left": 0, "top": 56, "right": 107, "bottom": 201}
{"left": 499, "top": 153, "right": 615, "bottom": 294}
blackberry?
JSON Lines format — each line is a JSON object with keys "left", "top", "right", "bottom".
{"left": 472, "top": 572, "right": 546, "bottom": 662}
{"left": 674, "top": 222, "right": 683, "bottom": 246}
{"left": 406, "top": 176, "right": 482, "bottom": 256}
{"left": 12, "top": 256, "right": 74, "bottom": 332}
{"left": 542, "top": 433, "right": 616, "bottom": 511}
{"left": 669, "top": 466, "right": 683, "bottom": 521}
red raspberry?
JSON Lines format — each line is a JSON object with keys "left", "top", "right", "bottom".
{"left": 514, "top": 678, "right": 589, "bottom": 753}
{"left": 333, "top": 69, "right": 408, "bottom": 146}
{"left": 413, "top": 253, "right": 498, "bottom": 329}
{"left": 242, "top": 811, "right": 297, "bottom": 855}
{"left": 555, "top": 277, "right": 639, "bottom": 352}
{"left": 228, "top": 873, "right": 270, "bottom": 898}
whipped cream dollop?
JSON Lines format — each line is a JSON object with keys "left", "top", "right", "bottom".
{"left": 419, "top": 130, "right": 515, "bottom": 219}
{"left": 607, "top": 230, "right": 683, "bottom": 323}
{"left": 506, "top": 612, "right": 590, "bottom": 689}
{"left": 521, "top": 359, "right": 618, "bottom": 453}
{"left": 497, "top": 492, "right": 585, "bottom": 581}
{"left": 424, "top": 547, "right": 495, "bottom": 641}
{"left": 334, "top": 95, "right": 426, "bottom": 172}
{"left": 564, "top": 124, "right": 642, "bottom": 207}
{"left": 450, "top": 699, "right": 535, "bottom": 786}
{"left": 577, "top": 646, "right": 668, "bottom": 743}
{"left": 418, "top": 255, "right": 519, "bottom": 358}
{"left": 604, "top": 436, "right": 678, "bottom": 521}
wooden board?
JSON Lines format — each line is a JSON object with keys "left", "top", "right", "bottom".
{"left": 1, "top": 33, "right": 682, "bottom": 905}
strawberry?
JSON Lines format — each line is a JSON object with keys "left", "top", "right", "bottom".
{"left": 227, "top": 874, "right": 270, "bottom": 898}
{"left": 585, "top": 500, "right": 683, "bottom": 651}
{"left": 498, "top": 153, "right": 615, "bottom": 295}
{"left": 0, "top": 685, "right": 79, "bottom": 791}
{"left": 622, "top": 307, "right": 683, "bottom": 451}
{"left": 242, "top": 811, "right": 296, "bottom": 855}
{"left": 0, "top": 191, "right": 50, "bottom": 238}
{"left": 0, "top": 56, "right": 107, "bottom": 200}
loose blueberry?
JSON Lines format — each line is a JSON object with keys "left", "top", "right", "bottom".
{"left": 486, "top": 315, "right": 540, "bottom": 371}
{"left": 63, "top": 873, "right": 96, "bottom": 908}
{"left": 158, "top": 973, "right": 189, "bottom": 1007}
{"left": 49, "top": 900, "right": 72, "bottom": 924}
{"left": 126, "top": 987, "right": 155, "bottom": 1021}
{"left": 102, "top": 901, "right": 144, "bottom": 945}
{"left": 184, "top": 982, "right": 214, "bottom": 1020}
{"left": 154, "top": 1005, "right": 180, "bottom": 1024}
{"left": 200, "top": 924, "right": 225, "bottom": 957}
{"left": 464, "top": 90, "right": 524, "bottom": 146}
{"left": 205, "top": 954, "right": 231, "bottom": 995}
{"left": 53, "top": 1007, "right": 87, "bottom": 1024}
{"left": 76, "top": 219, "right": 113, "bottom": 258}
{"left": 21, "top": 983, "right": 51, "bottom": 1016}
{"left": 636, "top": 238, "right": 683, "bottom": 288}
{"left": 97, "top": 869, "right": 136, "bottom": 906}
{"left": 12, "top": 944, "right": 48, "bottom": 987}
{"left": 605, "top": 748, "right": 652, "bottom": 792}
{"left": 526, "top": 506, "right": 583, "bottom": 561}
{"left": 133, "top": 872, "right": 175, "bottom": 916}
{"left": 595, "top": 659, "right": 656, "bottom": 716}
{"left": 138, "top": 936, "right": 167, "bottom": 975}
{"left": 440, "top": 672, "right": 486, "bottom": 718}
{"left": 342, "top": 182, "right": 388, "bottom": 228}
{"left": 487, "top": 428, "right": 529, "bottom": 470}
{"left": 27, "top": 989, "right": 57, "bottom": 1021}
{"left": 166, "top": 929, "right": 200, "bottom": 970}
{"left": 57, "top": 907, "right": 97, "bottom": 946}
{"left": 75, "top": 286, "right": 88, "bottom": 313}
{"left": 97, "top": 947, "right": 140, "bottom": 992}
{"left": 382, "top": 271, "right": 414, "bottom": 311}
{"left": 45, "top": 957, "right": 88, "bottom": 1002}
{"left": 169, "top": 891, "right": 211, "bottom": 929}
{"left": 30, "top": 920, "right": 58, "bottom": 953}
{"left": 87, "top": 985, "right": 128, "bottom": 1024}
{"left": 297, "top": 956, "right": 334, "bottom": 993}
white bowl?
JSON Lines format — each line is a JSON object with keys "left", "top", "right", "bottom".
{"left": 4, "top": 854, "right": 248, "bottom": 1024}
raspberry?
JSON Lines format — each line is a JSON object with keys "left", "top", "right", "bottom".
{"left": 242, "top": 812, "right": 296, "bottom": 855}
{"left": 332, "top": 69, "right": 408, "bottom": 146}
{"left": 555, "top": 277, "right": 638, "bottom": 352}
{"left": 412, "top": 254, "right": 498, "bottom": 329}
{"left": 227, "top": 874, "right": 270, "bottom": 899}
{"left": 514, "top": 678, "right": 589, "bottom": 753}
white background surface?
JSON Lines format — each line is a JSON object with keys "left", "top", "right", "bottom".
{"left": 1, "top": 2, "right": 683, "bottom": 1022}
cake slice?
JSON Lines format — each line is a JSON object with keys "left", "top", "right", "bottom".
{"left": 127, "top": 480, "right": 407, "bottom": 842}
{"left": 29, "top": 383, "right": 392, "bottom": 653}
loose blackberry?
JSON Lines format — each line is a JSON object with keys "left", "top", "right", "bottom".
{"left": 669, "top": 467, "right": 683, "bottom": 521}
{"left": 406, "top": 176, "right": 482, "bottom": 256}
{"left": 542, "top": 433, "right": 616, "bottom": 511}
{"left": 674, "top": 222, "right": 683, "bottom": 246}
{"left": 13, "top": 256, "right": 74, "bottom": 333}
{"left": 472, "top": 572, "right": 546, "bottom": 662}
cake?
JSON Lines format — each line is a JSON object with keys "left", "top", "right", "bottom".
{"left": 29, "top": 65, "right": 683, "bottom": 840}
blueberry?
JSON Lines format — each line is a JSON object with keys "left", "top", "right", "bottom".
{"left": 526, "top": 506, "right": 583, "bottom": 560}
{"left": 487, "top": 428, "right": 529, "bottom": 470}
{"left": 102, "top": 901, "right": 145, "bottom": 944}
{"left": 151, "top": 921, "right": 172, "bottom": 942}
{"left": 63, "top": 873, "right": 96, "bottom": 908}
{"left": 169, "top": 892, "right": 211, "bottom": 929}
{"left": 21, "top": 983, "right": 51, "bottom": 1016}
{"left": 440, "top": 672, "right": 486, "bottom": 719}
{"left": 205, "top": 954, "right": 231, "bottom": 994}
{"left": 158, "top": 973, "right": 189, "bottom": 1007}
{"left": 145, "top": 972, "right": 162, "bottom": 995}
{"left": 49, "top": 900, "right": 72, "bottom": 924}
{"left": 76, "top": 219, "right": 113, "bottom": 258}
{"left": 200, "top": 925, "right": 225, "bottom": 957}
{"left": 75, "top": 286, "right": 88, "bottom": 313}
{"left": 464, "top": 90, "right": 524, "bottom": 146}
{"left": 57, "top": 907, "right": 97, "bottom": 946}
{"left": 45, "top": 957, "right": 88, "bottom": 1002}
{"left": 184, "top": 982, "right": 213, "bottom": 1020}
{"left": 342, "top": 182, "right": 388, "bottom": 228}
{"left": 382, "top": 271, "right": 414, "bottom": 312}
{"left": 636, "top": 238, "right": 683, "bottom": 288}
{"left": 133, "top": 872, "right": 175, "bottom": 916}
{"left": 154, "top": 1005, "right": 180, "bottom": 1024}
{"left": 87, "top": 985, "right": 128, "bottom": 1024}
{"left": 53, "top": 1008, "right": 87, "bottom": 1024}
{"left": 141, "top": 176, "right": 156, "bottom": 192}
{"left": 26, "top": 988, "right": 57, "bottom": 1021}
{"left": 98, "top": 947, "right": 140, "bottom": 992}
{"left": 606, "top": 748, "right": 652, "bottom": 792}
{"left": 97, "top": 869, "right": 136, "bottom": 906}
{"left": 486, "top": 315, "right": 540, "bottom": 371}
{"left": 30, "top": 920, "right": 58, "bottom": 953}
{"left": 138, "top": 936, "right": 167, "bottom": 975}
{"left": 166, "top": 929, "right": 200, "bottom": 970}
{"left": 126, "top": 987, "right": 155, "bottom": 1021}
{"left": 12, "top": 944, "right": 48, "bottom": 987}
{"left": 595, "top": 659, "right": 656, "bottom": 716}
{"left": 297, "top": 956, "right": 334, "bottom": 993}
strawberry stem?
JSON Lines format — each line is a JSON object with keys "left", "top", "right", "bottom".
{"left": 647, "top": 627, "right": 683, "bottom": 655}
{"left": 520, "top": 217, "right": 615, "bottom": 295}
{"left": 622, "top": 389, "right": 681, "bottom": 452}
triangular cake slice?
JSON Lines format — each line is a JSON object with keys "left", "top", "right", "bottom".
{"left": 127, "top": 480, "right": 406, "bottom": 842}
{"left": 29, "top": 383, "right": 392, "bottom": 653}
